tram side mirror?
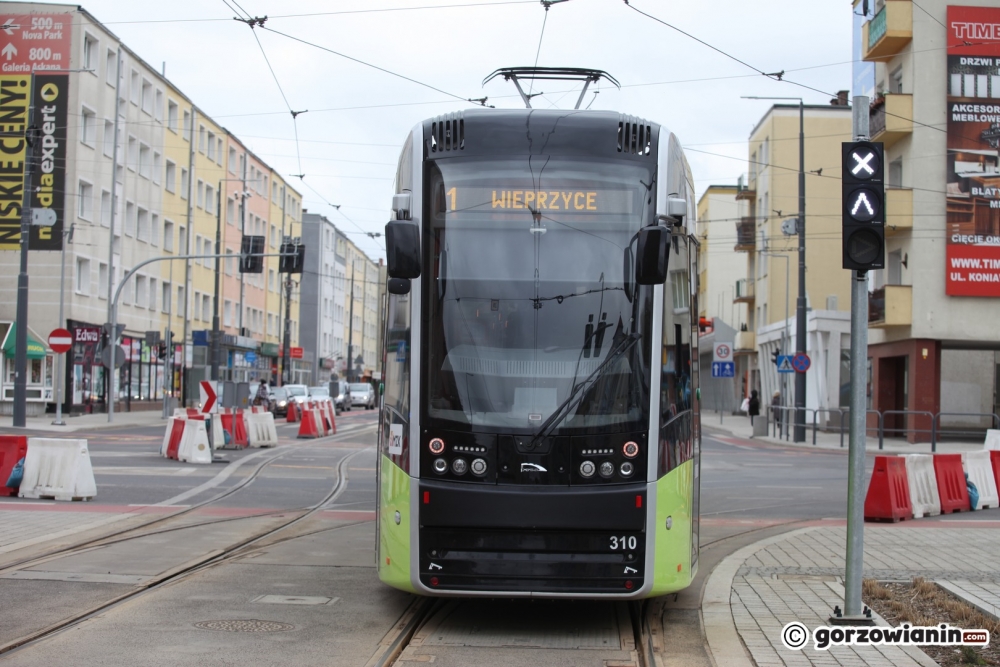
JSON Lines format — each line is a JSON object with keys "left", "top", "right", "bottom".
{"left": 623, "top": 244, "right": 634, "bottom": 302}
{"left": 388, "top": 278, "right": 411, "bottom": 295}
{"left": 635, "top": 225, "right": 669, "bottom": 285}
{"left": 386, "top": 220, "right": 421, "bottom": 279}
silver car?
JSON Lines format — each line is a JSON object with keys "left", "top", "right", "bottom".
{"left": 350, "top": 383, "right": 376, "bottom": 410}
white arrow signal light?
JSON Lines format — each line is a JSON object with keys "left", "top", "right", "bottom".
{"left": 851, "top": 151, "right": 875, "bottom": 176}
{"left": 851, "top": 192, "right": 875, "bottom": 217}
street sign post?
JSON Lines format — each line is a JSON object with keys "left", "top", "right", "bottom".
{"left": 712, "top": 342, "right": 733, "bottom": 363}
{"left": 100, "top": 344, "right": 125, "bottom": 369}
{"left": 245, "top": 351, "right": 257, "bottom": 365}
{"left": 776, "top": 355, "right": 795, "bottom": 373}
{"left": 47, "top": 328, "right": 72, "bottom": 354}
{"left": 791, "top": 352, "right": 811, "bottom": 373}
{"left": 199, "top": 380, "right": 218, "bottom": 414}
{"left": 711, "top": 362, "right": 735, "bottom": 378}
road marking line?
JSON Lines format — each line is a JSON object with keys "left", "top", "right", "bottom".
{"left": 755, "top": 485, "right": 823, "bottom": 489}
{"left": 155, "top": 448, "right": 276, "bottom": 507}
{"left": 271, "top": 465, "right": 336, "bottom": 470}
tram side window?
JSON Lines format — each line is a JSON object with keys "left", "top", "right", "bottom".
{"left": 659, "top": 236, "right": 694, "bottom": 475}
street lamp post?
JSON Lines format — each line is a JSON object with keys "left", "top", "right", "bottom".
{"left": 743, "top": 95, "right": 807, "bottom": 441}
{"left": 761, "top": 251, "right": 790, "bottom": 436}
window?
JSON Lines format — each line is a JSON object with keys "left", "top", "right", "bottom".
{"left": 164, "top": 160, "right": 175, "bottom": 193}
{"left": 152, "top": 152, "right": 161, "bottom": 185}
{"left": 136, "top": 275, "right": 146, "bottom": 308}
{"left": 150, "top": 213, "right": 159, "bottom": 246}
{"left": 268, "top": 268, "right": 275, "bottom": 291}
{"left": 122, "top": 270, "right": 132, "bottom": 306}
{"left": 225, "top": 248, "right": 234, "bottom": 276}
{"left": 148, "top": 277, "right": 157, "bottom": 311}
{"left": 202, "top": 294, "right": 211, "bottom": 322}
{"left": 75, "top": 258, "right": 91, "bottom": 294}
{"left": 270, "top": 224, "right": 277, "bottom": 248}
{"left": 196, "top": 180, "right": 204, "bottom": 209}
{"left": 77, "top": 181, "right": 93, "bottom": 220}
{"left": 183, "top": 110, "right": 191, "bottom": 141}
{"left": 272, "top": 181, "right": 278, "bottom": 202}
{"left": 167, "top": 100, "right": 178, "bottom": 132}
{"left": 154, "top": 89, "right": 163, "bottom": 121}
{"left": 889, "top": 158, "right": 903, "bottom": 188}
{"left": 180, "top": 168, "right": 189, "bottom": 200}
{"left": 100, "top": 190, "right": 111, "bottom": 227}
{"left": 228, "top": 147, "right": 237, "bottom": 174}
{"left": 207, "top": 131, "right": 216, "bottom": 161}
{"left": 130, "top": 69, "right": 139, "bottom": 104}
{"left": 163, "top": 219, "right": 174, "bottom": 252}
{"left": 127, "top": 135, "right": 137, "bottom": 171}
{"left": 224, "top": 300, "right": 232, "bottom": 327}
{"left": 206, "top": 185, "right": 215, "bottom": 215}
{"left": 124, "top": 201, "right": 135, "bottom": 236}
{"left": 162, "top": 281, "right": 171, "bottom": 313}
{"left": 102, "top": 119, "right": 114, "bottom": 157}
{"left": 105, "top": 49, "right": 116, "bottom": 86}
{"left": 216, "top": 138, "right": 223, "bottom": 164}
{"left": 83, "top": 33, "right": 98, "bottom": 73}
{"left": 80, "top": 107, "right": 96, "bottom": 146}
{"left": 98, "top": 263, "right": 108, "bottom": 300}
{"left": 177, "top": 285, "right": 185, "bottom": 315}
{"left": 891, "top": 66, "right": 903, "bottom": 95}
{"left": 198, "top": 125, "right": 206, "bottom": 153}
{"left": 227, "top": 198, "right": 235, "bottom": 225}
{"left": 141, "top": 78, "right": 153, "bottom": 115}
{"left": 137, "top": 207, "right": 149, "bottom": 242}
{"left": 138, "top": 143, "right": 151, "bottom": 179}
{"left": 670, "top": 270, "right": 691, "bottom": 312}
{"left": 178, "top": 226, "right": 187, "bottom": 254}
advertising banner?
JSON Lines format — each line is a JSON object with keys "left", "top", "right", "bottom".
{"left": 945, "top": 6, "right": 1000, "bottom": 296}
{"left": 0, "top": 14, "right": 71, "bottom": 251}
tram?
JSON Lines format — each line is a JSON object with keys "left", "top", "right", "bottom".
{"left": 376, "top": 107, "right": 701, "bottom": 598}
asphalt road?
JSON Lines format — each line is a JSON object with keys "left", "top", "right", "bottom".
{"left": 0, "top": 412, "right": 974, "bottom": 666}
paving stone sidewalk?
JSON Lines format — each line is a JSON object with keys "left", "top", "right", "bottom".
{"left": 706, "top": 523, "right": 1000, "bottom": 667}
{"left": 0, "top": 509, "right": 134, "bottom": 555}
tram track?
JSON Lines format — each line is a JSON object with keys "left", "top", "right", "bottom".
{"left": 0, "top": 438, "right": 374, "bottom": 657}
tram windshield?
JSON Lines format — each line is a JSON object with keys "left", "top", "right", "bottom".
{"left": 424, "top": 157, "right": 655, "bottom": 433}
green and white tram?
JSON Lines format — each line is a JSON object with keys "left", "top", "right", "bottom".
{"left": 377, "top": 108, "right": 701, "bottom": 597}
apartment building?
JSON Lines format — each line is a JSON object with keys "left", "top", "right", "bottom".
{"left": 0, "top": 3, "right": 304, "bottom": 414}
{"left": 855, "top": 0, "right": 1000, "bottom": 439}
{"left": 300, "top": 212, "right": 342, "bottom": 384}
{"left": 734, "top": 100, "right": 854, "bottom": 417}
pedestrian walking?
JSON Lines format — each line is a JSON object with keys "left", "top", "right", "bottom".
{"left": 748, "top": 390, "right": 760, "bottom": 426}
{"left": 771, "top": 390, "right": 782, "bottom": 426}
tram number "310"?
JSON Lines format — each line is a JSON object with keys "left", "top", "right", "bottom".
{"left": 609, "top": 535, "right": 638, "bottom": 551}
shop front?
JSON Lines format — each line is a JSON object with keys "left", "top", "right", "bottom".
{"left": 0, "top": 322, "right": 54, "bottom": 416}
{"left": 68, "top": 321, "right": 104, "bottom": 414}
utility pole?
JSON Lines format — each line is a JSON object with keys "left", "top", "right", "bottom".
{"left": 346, "top": 267, "right": 355, "bottom": 383}
{"left": 238, "top": 157, "right": 247, "bottom": 334}
{"left": 211, "top": 185, "right": 222, "bottom": 381}
{"left": 12, "top": 76, "right": 39, "bottom": 428}
{"left": 793, "top": 98, "right": 807, "bottom": 442}
{"left": 105, "top": 48, "right": 123, "bottom": 412}
{"left": 277, "top": 187, "right": 286, "bottom": 386}
{"left": 53, "top": 223, "right": 73, "bottom": 426}
{"left": 162, "top": 255, "right": 174, "bottom": 419}
{"left": 282, "top": 275, "right": 293, "bottom": 384}
{"left": 180, "top": 108, "right": 196, "bottom": 406}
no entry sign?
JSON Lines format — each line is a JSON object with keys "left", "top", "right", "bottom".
{"left": 47, "top": 327, "right": 72, "bottom": 353}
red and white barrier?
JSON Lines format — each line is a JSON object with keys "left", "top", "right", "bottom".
{"left": 963, "top": 451, "right": 999, "bottom": 510}
{"left": 0, "top": 435, "right": 28, "bottom": 496}
{"left": 863, "top": 456, "right": 912, "bottom": 522}
{"left": 177, "top": 420, "right": 212, "bottom": 464}
{"left": 18, "top": 438, "right": 97, "bottom": 501}
{"left": 162, "top": 417, "right": 187, "bottom": 460}
{"left": 904, "top": 454, "right": 941, "bottom": 518}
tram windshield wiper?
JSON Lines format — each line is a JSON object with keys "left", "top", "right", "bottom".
{"left": 527, "top": 329, "right": 642, "bottom": 445}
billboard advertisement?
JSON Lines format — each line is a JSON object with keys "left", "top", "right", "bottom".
{"left": 946, "top": 5, "right": 1000, "bottom": 296}
{"left": 0, "top": 13, "right": 71, "bottom": 251}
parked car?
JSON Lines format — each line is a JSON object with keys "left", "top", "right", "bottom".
{"left": 333, "top": 380, "right": 351, "bottom": 413}
{"left": 284, "top": 384, "right": 309, "bottom": 407}
{"left": 309, "top": 386, "right": 338, "bottom": 415}
{"left": 350, "top": 382, "right": 376, "bottom": 410}
{"left": 269, "top": 387, "right": 290, "bottom": 417}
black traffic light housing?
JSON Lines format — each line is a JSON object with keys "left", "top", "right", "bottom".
{"left": 240, "top": 235, "right": 266, "bottom": 273}
{"left": 771, "top": 348, "right": 779, "bottom": 366}
{"left": 279, "top": 237, "right": 305, "bottom": 273}
{"left": 842, "top": 141, "right": 885, "bottom": 271}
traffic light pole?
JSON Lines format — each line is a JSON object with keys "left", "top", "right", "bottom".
{"left": 12, "top": 76, "right": 38, "bottom": 428}
{"left": 840, "top": 95, "right": 872, "bottom": 623}
{"left": 794, "top": 98, "right": 807, "bottom": 442}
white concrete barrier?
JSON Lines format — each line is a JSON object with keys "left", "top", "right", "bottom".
{"left": 247, "top": 411, "right": 279, "bottom": 448}
{"left": 904, "top": 454, "right": 941, "bottom": 518}
{"left": 210, "top": 414, "right": 224, "bottom": 450}
{"left": 173, "top": 408, "right": 188, "bottom": 418}
{"left": 177, "top": 420, "right": 213, "bottom": 464}
{"left": 18, "top": 438, "right": 97, "bottom": 501}
{"left": 985, "top": 429, "right": 1000, "bottom": 450}
{"left": 963, "top": 450, "right": 1000, "bottom": 510}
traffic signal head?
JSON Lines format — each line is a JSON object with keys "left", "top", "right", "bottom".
{"left": 771, "top": 348, "right": 779, "bottom": 366}
{"left": 278, "top": 237, "right": 305, "bottom": 273}
{"left": 240, "top": 235, "right": 265, "bottom": 273}
{"left": 842, "top": 141, "right": 885, "bottom": 271}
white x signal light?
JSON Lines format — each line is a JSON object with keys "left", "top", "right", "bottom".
{"left": 851, "top": 151, "right": 875, "bottom": 176}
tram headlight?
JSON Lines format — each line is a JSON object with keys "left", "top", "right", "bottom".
{"left": 579, "top": 460, "right": 596, "bottom": 478}
{"left": 620, "top": 461, "right": 634, "bottom": 477}
{"left": 433, "top": 458, "right": 448, "bottom": 474}
{"left": 599, "top": 461, "right": 615, "bottom": 478}
{"left": 429, "top": 437, "right": 446, "bottom": 455}
{"left": 623, "top": 441, "right": 639, "bottom": 458}
{"left": 470, "top": 458, "right": 487, "bottom": 476}
{"left": 451, "top": 458, "right": 468, "bottom": 475}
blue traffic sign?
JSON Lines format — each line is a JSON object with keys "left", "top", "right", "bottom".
{"left": 792, "top": 352, "right": 811, "bottom": 373}
{"left": 711, "top": 361, "right": 735, "bottom": 378}
{"left": 777, "top": 355, "right": 795, "bottom": 373}
{"left": 245, "top": 351, "right": 257, "bottom": 365}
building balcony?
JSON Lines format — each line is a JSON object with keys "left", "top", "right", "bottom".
{"left": 735, "top": 187, "right": 756, "bottom": 202}
{"left": 735, "top": 330, "right": 756, "bottom": 354}
{"left": 734, "top": 218, "right": 756, "bottom": 252}
{"left": 869, "top": 285, "right": 912, "bottom": 328}
{"left": 885, "top": 187, "right": 912, "bottom": 235}
{"left": 863, "top": 0, "right": 912, "bottom": 61}
{"left": 870, "top": 94, "right": 912, "bottom": 148}
{"left": 734, "top": 278, "right": 754, "bottom": 303}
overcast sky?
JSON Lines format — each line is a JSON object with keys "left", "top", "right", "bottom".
{"left": 77, "top": 0, "right": 853, "bottom": 260}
